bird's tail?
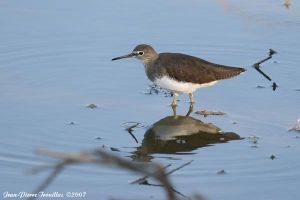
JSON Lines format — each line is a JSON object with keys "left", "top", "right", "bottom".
{"left": 213, "top": 65, "right": 246, "bottom": 80}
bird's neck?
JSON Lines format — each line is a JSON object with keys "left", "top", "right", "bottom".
{"left": 143, "top": 60, "right": 157, "bottom": 81}
{"left": 140, "top": 55, "right": 159, "bottom": 81}
{"left": 143, "top": 62, "right": 150, "bottom": 75}
{"left": 141, "top": 53, "right": 158, "bottom": 65}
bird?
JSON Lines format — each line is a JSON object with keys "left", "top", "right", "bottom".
{"left": 112, "top": 44, "right": 245, "bottom": 106}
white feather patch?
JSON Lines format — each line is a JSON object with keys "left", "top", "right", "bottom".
{"left": 154, "top": 76, "right": 217, "bottom": 94}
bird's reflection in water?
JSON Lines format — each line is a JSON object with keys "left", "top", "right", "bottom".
{"left": 132, "top": 105, "right": 241, "bottom": 161}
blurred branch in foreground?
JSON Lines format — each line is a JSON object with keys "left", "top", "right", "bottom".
{"left": 284, "top": 0, "right": 291, "bottom": 9}
{"left": 130, "top": 161, "right": 194, "bottom": 199}
{"left": 29, "top": 148, "right": 180, "bottom": 200}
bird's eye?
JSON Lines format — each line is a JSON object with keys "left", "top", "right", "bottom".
{"left": 138, "top": 51, "right": 144, "bottom": 55}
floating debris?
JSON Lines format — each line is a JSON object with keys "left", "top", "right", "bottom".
{"left": 86, "top": 104, "right": 98, "bottom": 109}
{"left": 272, "top": 82, "right": 278, "bottom": 91}
{"left": 217, "top": 169, "right": 226, "bottom": 175}
{"left": 270, "top": 155, "right": 276, "bottom": 160}
{"left": 288, "top": 118, "right": 300, "bottom": 132}
{"left": 96, "top": 137, "right": 102, "bottom": 140}
{"left": 255, "top": 84, "right": 278, "bottom": 90}
{"left": 110, "top": 147, "right": 120, "bottom": 152}
{"left": 195, "top": 110, "right": 226, "bottom": 117}
{"left": 248, "top": 135, "right": 259, "bottom": 141}
{"left": 256, "top": 85, "right": 266, "bottom": 89}
{"left": 68, "top": 122, "right": 76, "bottom": 125}
{"left": 248, "top": 135, "right": 259, "bottom": 148}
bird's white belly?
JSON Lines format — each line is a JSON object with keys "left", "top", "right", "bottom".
{"left": 154, "top": 76, "right": 217, "bottom": 94}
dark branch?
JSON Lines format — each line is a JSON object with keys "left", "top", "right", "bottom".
{"left": 252, "top": 49, "right": 278, "bottom": 91}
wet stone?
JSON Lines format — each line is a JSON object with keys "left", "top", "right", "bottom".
{"left": 86, "top": 104, "right": 98, "bottom": 109}
{"left": 110, "top": 147, "right": 120, "bottom": 152}
{"left": 256, "top": 85, "right": 266, "bottom": 89}
{"left": 217, "top": 169, "right": 226, "bottom": 175}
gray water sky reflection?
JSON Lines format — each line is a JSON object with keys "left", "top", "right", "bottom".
{"left": 1, "top": 0, "right": 300, "bottom": 199}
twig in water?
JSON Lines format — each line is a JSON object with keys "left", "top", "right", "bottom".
{"left": 252, "top": 49, "right": 278, "bottom": 91}
{"left": 121, "top": 122, "right": 145, "bottom": 143}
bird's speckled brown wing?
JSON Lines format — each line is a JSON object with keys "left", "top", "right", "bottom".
{"left": 153, "top": 53, "right": 245, "bottom": 84}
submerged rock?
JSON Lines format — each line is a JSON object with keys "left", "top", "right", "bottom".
{"left": 256, "top": 85, "right": 266, "bottom": 89}
{"left": 110, "top": 147, "right": 120, "bottom": 152}
{"left": 217, "top": 169, "right": 226, "bottom": 175}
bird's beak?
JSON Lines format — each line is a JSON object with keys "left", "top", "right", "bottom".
{"left": 112, "top": 52, "right": 137, "bottom": 61}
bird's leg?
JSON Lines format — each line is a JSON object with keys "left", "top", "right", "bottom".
{"left": 189, "top": 93, "right": 195, "bottom": 104}
{"left": 171, "top": 93, "right": 178, "bottom": 106}
{"left": 186, "top": 103, "right": 194, "bottom": 116}
{"left": 171, "top": 104, "right": 177, "bottom": 116}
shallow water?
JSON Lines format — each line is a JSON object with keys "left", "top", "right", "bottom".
{"left": 1, "top": 0, "right": 300, "bottom": 199}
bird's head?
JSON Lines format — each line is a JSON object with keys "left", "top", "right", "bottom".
{"left": 112, "top": 44, "right": 158, "bottom": 64}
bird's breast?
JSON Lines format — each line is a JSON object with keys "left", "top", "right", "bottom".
{"left": 144, "top": 63, "right": 159, "bottom": 81}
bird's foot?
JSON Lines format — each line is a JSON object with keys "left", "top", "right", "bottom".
{"left": 171, "top": 104, "right": 177, "bottom": 116}
{"left": 171, "top": 93, "right": 178, "bottom": 107}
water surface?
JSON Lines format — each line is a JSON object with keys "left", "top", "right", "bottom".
{"left": 1, "top": 0, "right": 300, "bottom": 199}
